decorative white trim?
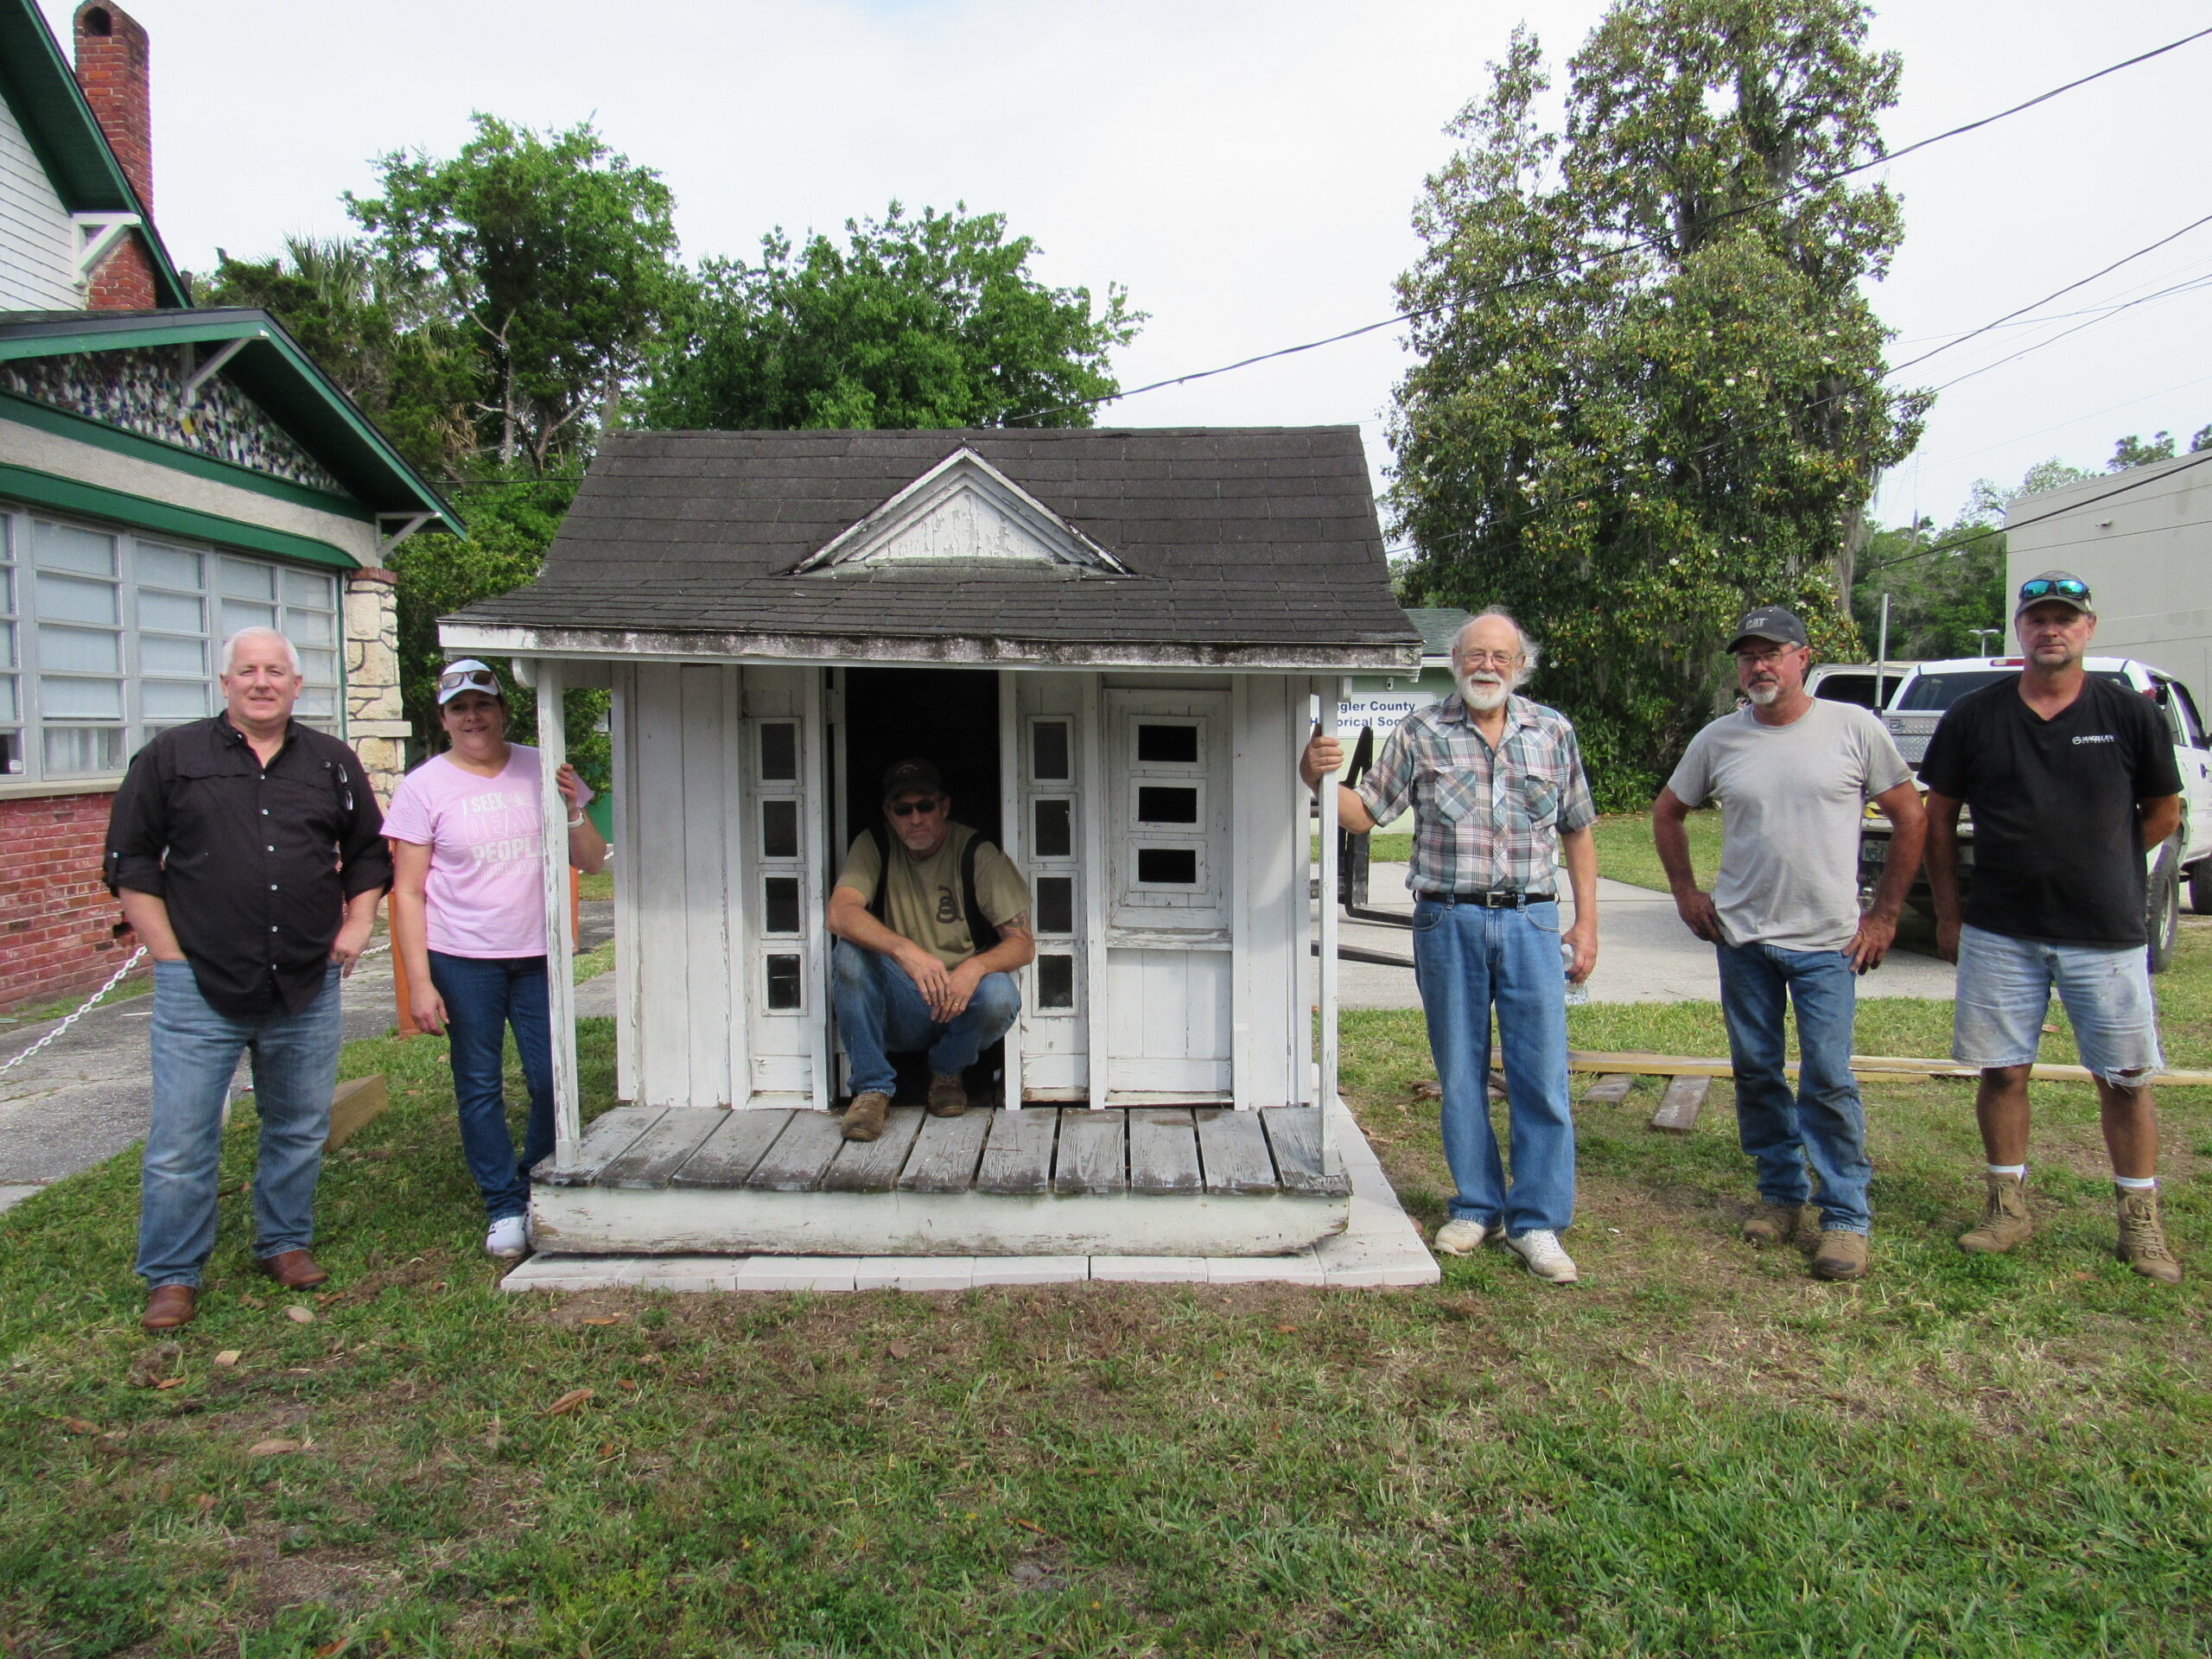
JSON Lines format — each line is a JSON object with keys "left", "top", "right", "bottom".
{"left": 793, "top": 447, "right": 1130, "bottom": 575}
{"left": 71, "top": 213, "right": 141, "bottom": 286}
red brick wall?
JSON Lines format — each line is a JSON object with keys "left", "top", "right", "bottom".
{"left": 84, "top": 238, "right": 157, "bottom": 311}
{"left": 0, "top": 792, "right": 136, "bottom": 1014}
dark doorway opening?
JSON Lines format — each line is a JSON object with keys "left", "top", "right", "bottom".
{"left": 840, "top": 667, "right": 1001, "bottom": 852}
{"left": 835, "top": 666, "right": 1006, "bottom": 1107}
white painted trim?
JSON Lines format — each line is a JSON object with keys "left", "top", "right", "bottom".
{"left": 70, "top": 213, "right": 140, "bottom": 285}
{"left": 996, "top": 667, "right": 1024, "bottom": 1109}
{"left": 1230, "top": 675, "right": 1254, "bottom": 1111}
{"left": 612, "top": 664, "right": 639, "bottom": 1103}
{"left": 1317, "top": 678, "right": 1342, "bottom": 1172}
{"left": 434, "top": 622, "right": 1420, "bottom": 676}
{"left": 792, "top": 447, "right": 1130, "bottom": 575}
{"left": 1077, "top": 672, "right": 1109, "bottom": 1107}
{"left": 534, "top": 658, "right": 583, "bottom": 1164}
{"left": 721, "top": 666, "right": 750, "bottom": 1108}
{"left": 802, "top": 670, "right": 831, "bottom": 1112}
{"left": 180, "top": 337, "right": 249, "bottom": 404}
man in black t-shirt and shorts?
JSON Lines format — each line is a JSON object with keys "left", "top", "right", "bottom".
{"left": 1922, "top": 571, "right": 2185, "bottom": 1284}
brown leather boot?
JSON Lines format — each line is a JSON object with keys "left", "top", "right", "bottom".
{"left": 1812, "top": 1230, "right": 1872, "bottom": 1281}
{"left": 142, "top": 1284, "right": 196, "bottom": 1332}
{"left": 1958, "top": 1172, "right": 2031, "bottom": 1255}
{"left": 842, "top": 1090, "right": 891, "bottom": 1141}
{"left": 2116, "top": 1184, "right": 2183, "bottom": 1285}
{"left": 926, "top": 1074, "right": 969, "bottom": 1118}
{"left": 258, "top": 1249, "right": 328, "bottom": 1289}
{"left": 1742, "top": 1202, "right": 1804, "bottom": 1249}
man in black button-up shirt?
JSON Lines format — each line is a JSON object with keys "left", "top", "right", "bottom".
{"left": 104, "top": 627, "right": 391, "bottom": 1332}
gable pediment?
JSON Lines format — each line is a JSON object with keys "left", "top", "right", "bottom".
{"left": 793, "top": 448, "right": 1129, "bottom": 575}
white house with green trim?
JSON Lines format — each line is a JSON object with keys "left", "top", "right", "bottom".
{"left": 0, "top": 0, "right": 460, "bottom": 1011}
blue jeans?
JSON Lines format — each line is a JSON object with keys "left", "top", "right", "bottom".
{"left": 1714, "top": 941, "right": 1872, "bottom": 1233}
{"left": 832, "top": 939, "right": 1020, "bottom": 1096}
{"left": 428, "top": 952, "right": 556, "bottom": 1221}
{"left": 137, "top": 958, "right": 343, "bottom": 1288}
{"left": 1410, "top": 897, "right": 1576, "bottom": 1234}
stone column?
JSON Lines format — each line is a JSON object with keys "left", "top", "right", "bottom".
{"left": 344, "top": 566, "right": 410, "bottom": 802}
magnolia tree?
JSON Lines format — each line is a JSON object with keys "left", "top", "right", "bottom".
{"left": 1389, "top": 0, "right": 1929, "bottom": 803}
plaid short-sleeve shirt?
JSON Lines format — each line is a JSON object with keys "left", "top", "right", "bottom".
{"left": 1354, "top": 693, "right": 1597, "bottom": 895}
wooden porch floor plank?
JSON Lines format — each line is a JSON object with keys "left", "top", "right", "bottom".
{"left": 599, "top": 1109, "right": 728, "bottom": 1191}
{"left": 746, "top": 1110, "right": 850, "bottom": 1192}
{"left": 1128, "top": 1109, "right": 1202, "bottom": 1195}
{"left": 1582, "top": 1074, "right": 1636, "bottom": 1104}
{"left": 899, "top": 1110, "right": 992, "bottom": 1193}
{"left": 539, "top": 1106, "right": 664, "bottom": 1185}
{"left": 1055, "top": 1109, "right": 1127, "bottom": 1195}
{"left": 1649, "top": 1075, "right": 1710, "bottom": 1134}
{"left": 1193, "top": 1108, "right": 1278, "bottom": 1193}
{"left": 976, "top": 1109, "right": 1058, "bottom": 1195}
{"left": 822, "top": 1108, "right": 926, "bottom": 1192}
{"left": 669, "top": 1109, "right": 792, "bottom": 1190}
{"left": 1262, "top": 1107, "right": 1347, "bottom": 1196}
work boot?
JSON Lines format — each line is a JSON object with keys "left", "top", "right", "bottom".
{"left": 842, "top": 1090, "right": 891, "bottom": 1142}
{"left": 2115, "top": 1185, "right": 2183, "bottom": 1285}
{"left": 926, "top": 1074, "right": 969, "bottom": 1118}
{"left": 1742, "top": 1202, "right": 1805, "bottom": 1249}
{"left": 141, "top": 1284, "right": 196, "bottom": 1332}
{"left": 1958, "top": 1172, "right": 2032, "bottom": 1255}
{"left": 1812, "top": 1229, "right": 1871, "bottom": 1281}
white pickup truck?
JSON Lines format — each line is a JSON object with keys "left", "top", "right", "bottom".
{"left": 1858, "top": 655, "right": 2212, "bottom": 972}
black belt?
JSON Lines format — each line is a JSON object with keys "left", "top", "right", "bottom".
{"left": 1416, "top": 889, "right": 1556, "bottom": 909}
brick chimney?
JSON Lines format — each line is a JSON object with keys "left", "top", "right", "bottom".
{"left": 72, "top": 3, "right": 158, "bottom": 310}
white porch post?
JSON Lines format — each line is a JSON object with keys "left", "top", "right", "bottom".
{"left": 1317, "top": 677, "right": 1341, "bottom": 1169}
{"left": 531, "top": 657, "right": 583, "bottom": 1166}
{"left": 997, "top": 669, "right": 1025, "bottom": 1109}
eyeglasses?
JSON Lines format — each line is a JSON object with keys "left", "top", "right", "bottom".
{"left": 888, "top": 797, "right": 942, "bottom": 817}
{"left": 1456, "top": 651, "right": 1521, "bottom": 671}
{"left": 438, "top": 666, "right": 500, "bottom": 694}
{"left": 1734, "top": 645, "right": 1800, "bottom": 666}
{"left": 2018, "top": 577, "right": 2088, "bottom": 603}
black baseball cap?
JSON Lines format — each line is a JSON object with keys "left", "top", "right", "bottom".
{"left": 880, "top": 758, "right": 944, "bottom": 802}
{"left": 1726, "top": 606, "right": 1808, "bottom": 653}
{"left": 2015, "top": 570, "right": 2094, "bottom": 616}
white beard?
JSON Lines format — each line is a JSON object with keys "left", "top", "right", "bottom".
{"left": 1745, "top": 683, "right": 1781, "bottom": 707}
{"left": 1459, "top": 675, "right": 1510, "bottom": 711}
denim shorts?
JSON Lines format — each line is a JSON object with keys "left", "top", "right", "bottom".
{"left": 1952, "top": 924, "right": 2164, "bottom": 1084}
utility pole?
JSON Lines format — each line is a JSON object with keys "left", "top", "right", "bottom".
{"left": 1970, "top": 627, "right": 2001, "bottom": 656}
{"left": 1876, "top": 594, "right": 1891, "bottom": 709}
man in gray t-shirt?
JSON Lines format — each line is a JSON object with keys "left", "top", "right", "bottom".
{"left": 1652, "top": 607, "right": 1925, "bottom": 1281}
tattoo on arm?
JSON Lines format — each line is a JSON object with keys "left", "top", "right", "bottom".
{"left": 998, "top": 912, "right": 1032, "bottom": 940}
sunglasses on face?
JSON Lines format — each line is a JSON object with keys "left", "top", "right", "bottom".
{"left": 2018, "top": 578, "right": 2088, "bottom": 604}
{"left": 438, "top": 667, "right": 500, "bottom": 695}
{"left": 888, "top": 797, "right": 942, "bottom": 818}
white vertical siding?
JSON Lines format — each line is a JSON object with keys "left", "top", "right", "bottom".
{"left": 622, "top": 662, "right": 744, "bottom": 1108}
{"left": 0, "top": 93, "right": 79, "bottom": 309}
{"left": 1230, "top": 675, "right": 1306, "bottom": 1109}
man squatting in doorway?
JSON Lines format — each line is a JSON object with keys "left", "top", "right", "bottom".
{"left": 827, "top": 759, "right": 1035, "bottom": 1141}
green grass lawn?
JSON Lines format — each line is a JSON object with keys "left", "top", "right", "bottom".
{"left": 4, "top": 931, "right": 2209, "bottom": 1654}
{"left": 1588, "top": 806, "right": 1722, "bottom": 893}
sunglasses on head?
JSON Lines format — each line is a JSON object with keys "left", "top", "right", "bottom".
{"left": 888, "top": 796, "right": 942, "bottom": 817}
{"left": 438, "top": 667, "right": 500, "bottom": 694}
{"left": 2018, "top": 578, "right": 2088, "bottom": 603}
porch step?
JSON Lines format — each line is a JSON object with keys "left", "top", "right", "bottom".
{"left": 537, "top": 1103, "right": 1351, "bottom": 1200}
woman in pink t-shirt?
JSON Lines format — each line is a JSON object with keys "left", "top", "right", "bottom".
{"left": 385, "top": 661, "right": 607, "bottom": 1260}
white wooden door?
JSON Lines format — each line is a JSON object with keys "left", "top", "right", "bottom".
{"left": 738, "top": 666, "right": 831, "bottom": 1109}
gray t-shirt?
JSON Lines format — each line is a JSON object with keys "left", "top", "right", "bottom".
{"left": 1665, "top": 700, "right": 1911, "bottom": 952}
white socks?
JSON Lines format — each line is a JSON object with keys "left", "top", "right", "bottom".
{"left": 1986, "top": 1164, "right": 2025, "bottom": 1179}
{"left": 2114, "top": 1174, "right": 2158, "bottom": 1190}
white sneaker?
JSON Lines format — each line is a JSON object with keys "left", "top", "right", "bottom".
{"left": 485, "top": 1215, "right": 528, "bottom": 1259}
{"left": 1504, "top": 1229, "right": 1579, "bottom": 1283}
{"left": 1433, "top": 1218, "right": 1507, "bottom": 1256}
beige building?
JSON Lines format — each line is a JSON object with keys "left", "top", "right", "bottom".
{"left": 2005, "top": 448, "right": 2212, "bottom": 696}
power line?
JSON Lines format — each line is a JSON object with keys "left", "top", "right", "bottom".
{"left": 1919, "top": 271, "right": 2212, "bottom": 395}
{"left": 1002, "top": 23, "right": 2212, "bottom": 425}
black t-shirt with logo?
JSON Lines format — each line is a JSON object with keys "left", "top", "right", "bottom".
{"left": 1919, "top": 673, "right": 2183, "bottom": 946}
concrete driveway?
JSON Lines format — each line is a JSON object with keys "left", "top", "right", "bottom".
{"left": 1334, "top": 864, "right": 1957, "bottom": 1011}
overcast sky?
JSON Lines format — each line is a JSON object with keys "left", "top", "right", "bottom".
{"left": 43, "top": 0, "right": 2212, "bottom": 542}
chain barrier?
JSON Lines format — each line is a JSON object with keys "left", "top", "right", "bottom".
{"left": 0, "top": 940, "right": 394, "bottom": 1080}
{"left": 0, "top": 945, "right": 149, "bottom": 1078}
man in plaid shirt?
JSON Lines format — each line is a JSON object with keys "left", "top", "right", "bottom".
{"left": 1303, "top": 609, "right": 1599, "bottom": 1283}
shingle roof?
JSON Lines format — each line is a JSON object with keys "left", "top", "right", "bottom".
{"left": 447, "top": 428, "right": 1422, "bottom": 671}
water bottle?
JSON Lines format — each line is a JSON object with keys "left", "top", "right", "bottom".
{"left": 1562, "top": 938, "right": 1588, "bottom": 1007}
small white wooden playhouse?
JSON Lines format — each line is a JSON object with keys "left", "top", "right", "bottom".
{"left": 441, "top": 428, "right": 1421, "bottom": 1257}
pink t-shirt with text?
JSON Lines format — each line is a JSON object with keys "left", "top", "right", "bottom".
{"left": 383, "top": 746, "right": 591, "bottom": 958}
